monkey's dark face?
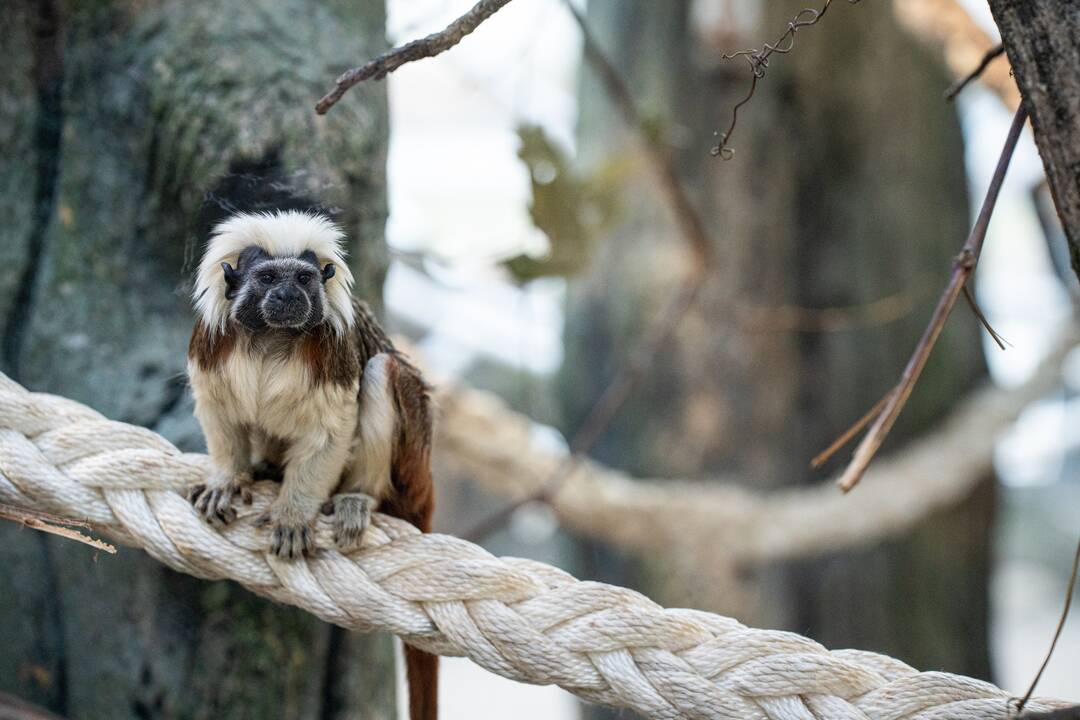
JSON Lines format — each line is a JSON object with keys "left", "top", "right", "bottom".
{"left": 223, "top": 246, "right": 337, "bottom": 332}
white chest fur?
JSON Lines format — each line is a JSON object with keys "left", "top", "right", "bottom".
{"left": 190, "top": 349, "right": 358, "bottom": 444}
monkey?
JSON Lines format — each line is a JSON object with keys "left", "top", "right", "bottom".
{"left": 185, "top": 209, "right": 438, "bottom": 720}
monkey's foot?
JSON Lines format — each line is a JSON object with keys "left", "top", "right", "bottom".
{"left": 188, "top": 471, "right": 253, "bottom": 525}
{"left": 322, "top": 493, "right": 374, "bottom": 553}
{"left": 256, "top": 502, "right": 316, "bottom": 559}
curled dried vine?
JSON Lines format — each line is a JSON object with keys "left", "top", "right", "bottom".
{"left": 712, "top": 0, "right": 862, "bottom": 159}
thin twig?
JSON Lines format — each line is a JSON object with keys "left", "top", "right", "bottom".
{"left": 315, "top": 0, "right": 514, "bottom": 114}
{"left": 711, "top": 0, "right": 861, "bottom": 159}
{"left": 1016, "top": 533, "right": 1080, "bottom": 714}
{"left": 945, "top": 44, "right": 1005, "bottom": 102}
{"left": 831, "top": 103, "right": 1028, "bottom": 493}
{"left": 811, "top": 391, "right": 894, "bottom": 469}
{"left": 0, "top": 502, "right": 116, "bottom": 554}
{"left": 463, "top": 2, "right": 713, "bottom": 542}
{"left": 739, "top": 289, "right": 917, "bottom": 334}
{"left": 962, "top": 285, "right": 1010, "bottom": 350}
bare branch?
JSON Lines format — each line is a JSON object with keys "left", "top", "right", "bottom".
{"left": 1017, "top": 533, "right": 1080, "bottom": 714}
{"left": 831, "top": 103, "right": 1028, "bottom": 493}
{"left": 711, "top": 0, "right": 862, "bottom": 159}
{"left": 945, "top": 43, "right": 1005, "bottom": 101}
{"left": 0, "top": 502, "right": 116, "bottom": 554}
{"left": 315, "top": 0, "right": 513, "bottom": 114}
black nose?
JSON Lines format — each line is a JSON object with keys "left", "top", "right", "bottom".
{"left": 271, "top": 287, "right": 302, "bottom": 304}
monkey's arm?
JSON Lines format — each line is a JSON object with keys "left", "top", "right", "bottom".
{"left": 260, "top": 413, "right": 356, "bottom": 559}
{"left": 188, "top": 383, "right": 254, "bottom": 524}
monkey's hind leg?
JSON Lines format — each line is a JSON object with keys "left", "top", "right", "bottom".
{"left": 188, "top": 408, "right": 254, "bottom": 525}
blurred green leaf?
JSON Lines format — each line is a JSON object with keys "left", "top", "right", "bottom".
{"left": 504, "top": 124, "right": 624, "bottom": 283}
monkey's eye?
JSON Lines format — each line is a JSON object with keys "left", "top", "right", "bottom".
{"left": 297, "top": 272, "right": 312, "bottom": 284}
{"left": 258, "top": 273, "right": 274, "bottom": 285}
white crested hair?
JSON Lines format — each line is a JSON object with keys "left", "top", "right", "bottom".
{"left": 193, "top": 210, "right": 355, "bottom": 336}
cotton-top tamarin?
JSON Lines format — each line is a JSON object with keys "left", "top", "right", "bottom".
{"left": 186, "top": 209, "right": 437, "bottom": 720}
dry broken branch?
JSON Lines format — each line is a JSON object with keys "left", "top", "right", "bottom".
{"left": 315, "top": 0, "right": 513, "bottom": 114}
{"left": 0, "top": 502, "right": 116, "bottom": 553}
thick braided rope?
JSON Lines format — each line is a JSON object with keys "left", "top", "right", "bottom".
{"left": 0, "top": 373, "right": 1070, "bottom": 720}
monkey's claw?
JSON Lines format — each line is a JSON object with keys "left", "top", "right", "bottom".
{"left": 263, "top": 521, "right": 315, "bottom": 559}
{"left": 189, "top": 472, "right": 253, "bottom": 525}
{"left": 257, "top": 500, "right": 318, "bottom": 559}
{"left": 326, "top": 493, "right": 374, "bottom": 552}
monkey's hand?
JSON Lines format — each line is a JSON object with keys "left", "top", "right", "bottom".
{"left": 322, "top": 493, "right": 375, "bottom": 553}
{"left": 188, "top": 470, "right": 253, "bottom": 525}
{"left": 256, "top": 498, "right": 317, "bottom": 560}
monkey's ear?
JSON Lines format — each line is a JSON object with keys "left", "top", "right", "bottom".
{"left": 222, "top": 262, "right": 241, "bottom": 300}
{"left": 321, "top": 263, "right": 336, "bottom": 283}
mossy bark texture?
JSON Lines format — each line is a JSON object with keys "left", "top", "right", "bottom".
{"left": 0, "top": 0, "right": 396, "bottom": 717}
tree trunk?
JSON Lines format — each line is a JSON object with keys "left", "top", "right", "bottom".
{"left": 987, "top": 1, "right": 1080, "bottom": 279}
{"left": 566, "top": 4, "right": 992, "bottom": 716}
{"left": 0, "top": 0, "right": 396, "bottom": 717}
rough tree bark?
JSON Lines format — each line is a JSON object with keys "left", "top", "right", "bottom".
{"left": 565, "top": 4, "right": 992, "bottom": 716}
{"left": 0, "top": 0, "right": 396, "bottom": 717}
{"left": 987, "top": 1, "right": 1080, "bottom": 277}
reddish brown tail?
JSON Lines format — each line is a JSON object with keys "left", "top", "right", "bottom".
{"left": 383, "top": 353, "right": 438, "bottom": 719}
{"left": 404, "top": 643, "right": 438, "bottom": 720}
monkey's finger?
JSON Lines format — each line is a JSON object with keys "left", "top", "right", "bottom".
{"left": 215, "top": 491, "right": 237, "bottom": 522}
{"left": 240, "top": 486, "right": 253, "bottom": 505}
{"left": 187, "top": 484, "right": 206, "bottom": 503}
{"left": 285, "top": 529, "right": 302, "bottom": 560}
{"left": 195, "top": 490, "right": 213, "bottom": 515}
{"left": 269, "top": 527, "right": 284, "bottom": 556}
{"left": 254, "top": 512, "right": 271, "bottom": 529}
